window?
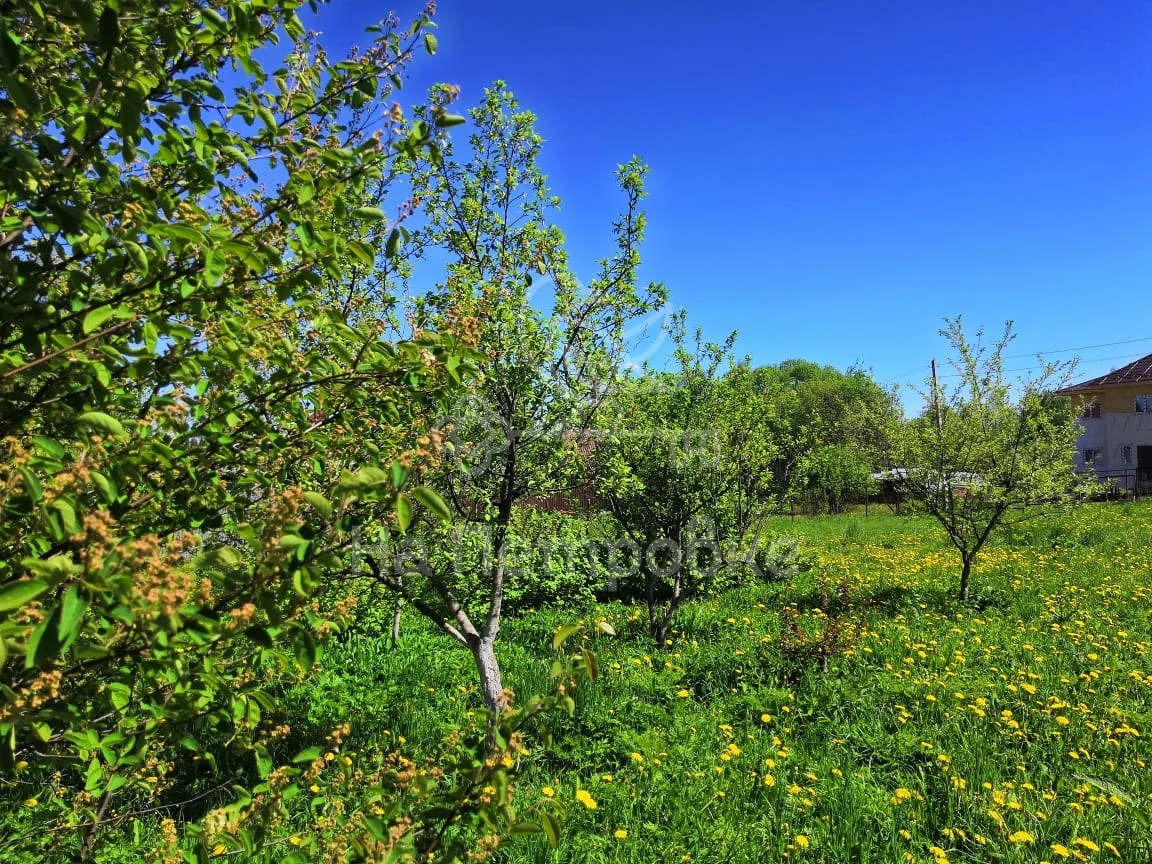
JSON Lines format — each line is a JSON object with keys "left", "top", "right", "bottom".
{"left": 1122, "top": 445, "right": 1134, "bottom": 465}
{"left": 1083, "top": 448, "right": 1100, "bottom": 465}
{"left": 1081, "top": 400, "right": 1101, "bottom": 418}
{"left": 1135, "top": 395, "right": 1152, "bottom": 414}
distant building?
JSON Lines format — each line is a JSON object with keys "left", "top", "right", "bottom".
{"left": 1059, "top": 353, "right": 1152, "bottom": 495}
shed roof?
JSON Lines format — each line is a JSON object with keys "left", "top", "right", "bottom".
{"left": 1059, "top": 352, "right": 1152, "bottom": 393}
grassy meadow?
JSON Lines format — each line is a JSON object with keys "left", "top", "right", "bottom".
{"left": 285, "top": 502, "right": 1151, "bottom": 864}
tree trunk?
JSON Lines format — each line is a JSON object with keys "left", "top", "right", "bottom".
{"left": 651, "top": 618, "right": 669, "bottom": 646}
{"left": 389, "top": 597, "right": 402, "bottom": 650}
{"left": 959, "top": 557, "right": 971, "bottom": 602}
{"left": 471, "top": 637, "right": 507, "bottom": 716}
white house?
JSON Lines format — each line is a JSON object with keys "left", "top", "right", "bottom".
{"left": 1059, "top": 353, "right": 1152, "bottom": 495}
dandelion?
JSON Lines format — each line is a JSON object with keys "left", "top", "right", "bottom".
{"left": 677, "top": 689, "right": 691, "bottom": 698}
{"left": 542, "top": 786, "right": 555, "bottom": 798}
{"left": 761, "top": 713, "right": 773, "bottom": 723}
{"left": 764, "top": 773, "right": 776, "bottom": 787}
{"left": 794, "top": 835, "right": 810, "bottom": 848}
{"left": 289, "top": 837, "right": 303, "bottom": 846}
{"left": 1008, "top": 831, "right": 1035, "bottom": 844}
{"left": 1051, "top": 844, "right": 1071, "bottom": 858}
{"left": 576, "top": 789, "right": 598, "bottom": 809}
{"left": 24, "top": 798, "right": 37, "bottom": 807}
{"left": 1073, "top": 839, "right": 1099, "bottom": 853}
{"left": 614, "top": 829, "right": 628, "bottom": 839}
{"left": 631, "top": 752, "right": 644, "bottom": 763}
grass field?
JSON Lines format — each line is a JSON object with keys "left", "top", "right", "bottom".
{"left": 287, "top": 502, "right": 1152, "bottom": 863}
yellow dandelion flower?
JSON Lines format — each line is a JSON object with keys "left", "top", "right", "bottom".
{"left": 1051, "top": 844, "right": 1071, "bottom": 858}
{"left": 24, "top": 798, "right": 37, "bottom": 807}
{"left": 1074, "top": 839, "right": 1099, "bottom": 853}
{"left": 795, "top": 835, "right": 810, "bottom": 849}
{"left": 677, "top": 689, "right": 690, "bottom": 698}
{"left": 764, "top": 773, "right": 776, "bottom": 787}
{"left": 1008, "top": 831, "right": 1035, "bottom": 844}
{"left": 576, "top": 789, "right": 598, "bottom": 809}
{"left": 541, "top": 786, "right": 555, "bottom": 798}
{"left": 614, "top": 829, "right": 628, "bottom": 839}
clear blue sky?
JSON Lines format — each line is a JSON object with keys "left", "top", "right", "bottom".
{"left": 315, "top": 0, "right": 1152, "bottom": 394}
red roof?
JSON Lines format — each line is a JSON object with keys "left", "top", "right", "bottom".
{"left": 1060, "top": 352, "right": 1152, "bottom": 392}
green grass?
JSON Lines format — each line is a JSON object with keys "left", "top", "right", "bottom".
{"left": 278, "top": 501, "right": 1152, "bottom": 863}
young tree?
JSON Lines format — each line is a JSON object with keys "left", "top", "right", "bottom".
{"left": 796, "top": 444, "right": 877, "bottom": 514}
{"left": 594, "top": 314, "right": 778, "bottom": 645}
{"left": 353, "top": 83, "right": 666, "bottom": 715}
{"left": 891, "top": 318, "right": 1092, "bottom": 601}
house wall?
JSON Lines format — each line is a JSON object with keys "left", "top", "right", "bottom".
{"left": 1070, "top": 384, "right": 1152, "bottom": 483}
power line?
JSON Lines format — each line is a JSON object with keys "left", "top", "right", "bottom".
{"left": 938, "top": 350, "right": 1150, "bottom": 378}
{"left": 1004, "top": 335, "right": 1152, "bottom": 360}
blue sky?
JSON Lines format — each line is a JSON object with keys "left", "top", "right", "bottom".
{"left": 315, "top": 0, "right": 1152, "bottom": 395}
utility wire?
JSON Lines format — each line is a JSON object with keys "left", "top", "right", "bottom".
{"left": 937, "top": 350, "right": 1150, "bottom": 378}
{"left": 1004, "top": 335, "right": 1152, "bottom": 359}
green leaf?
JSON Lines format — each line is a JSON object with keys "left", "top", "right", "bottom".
{"left": 0, "top": 579, "right": 49, "bottom": 612}
{"left": 58, "top": 584, "right": 87, "bottom": 650}
{"left": 292, "top": 628, "right": 317, "bottom": 672}
{"left": 302, "top": 491, "right": 332, "bottom": 518}
{"left": 347, "top": 239, "right": 375, "bottom": 267}
{"left": 551, "top": 623, "right": 581, "bottom": 651}
{"left": 292, "top": 745, "right": 323, "bottom": 764}
{"left": 123, "top": 241, "right": 148, "bottom": 276}
{"left": 76, "top": 411, "right": 126, "bottom": 439}
{"left": 25, "top": 605, "right": 63, "bottom": 668}
{"left": 20, "top": 555, "right": 80, "bottom": 580}
{"left": 411, "top": 487, "right": 451, "bottom": 522}
{"left": 581, "top": 647, "right": 599, "bottom": 683}
{"left": 82, "top": 306, "right": 116, "bottom": 335}
{"left": 508, "top": 822, "right": 543, "bottom": 836}
{"left": 197, "top": 546, "right": 243, "bottom": 569}
{"left": 423, "top": 32, "right": 438, "bottom": 55}
{"left": 98, "top": 7, "right": 119, "bottom": 51}
{"left": 395, "top": 494, "right": 412, "bottom": 532}
{"left": 351, "top": 207, "right": 385, "bottom": 222}
{"left": 540, "top": 811, "right": 560, "bottom": 848}
{"left": 385, "top": 227, "right": 401, "bottom": 258}
{"left": 596, "top": 620, "right": 616, "bottom": 636}
{"left": 435, "top": 113, "right": 467, "bottom": 129}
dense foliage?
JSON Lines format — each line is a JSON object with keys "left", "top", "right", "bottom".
{"left": 1, "top": 3, "right": 1112, "bottom": 862}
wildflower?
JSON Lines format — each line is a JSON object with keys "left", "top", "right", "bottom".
{"left": 1051, "top": 844, "right": 1071, "bottom": 858}
{"left": 289, "top": 837, "right": 303, "bottom": 846}
{"left": 542, "top": 786, "right": 555, "bottom": 798}
{"left": 614, "top": 829, "right": 628, "bottom": 839}
{"left": 1073, "top": 839, "right": 1099, "bottom": 852}
{"left": 795, "top": 835, "right": 810, "bottom": 848}
{"left": 677, "top": 689, "right": 691, "bottom": 698}
{"left": 24, "top": 798, "right": 37, "bottom": 807}
{"left": 1008, "top": 831, "right": 1035, "bottom": 844}
{"left": 761, "top": 713, "right": 773, "bottom": 723}
{"left": 631, "top": 752, "right": 644, "bottom": 763}
{"left": 764, "top": 773, "right": 776, "bottom": 787}
{"left": 576, "top": 789, "right": 598, "bottom": 809}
